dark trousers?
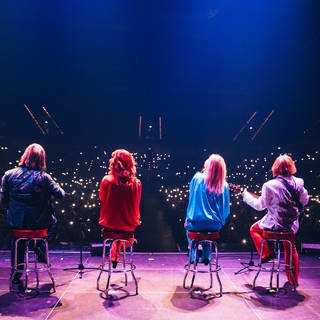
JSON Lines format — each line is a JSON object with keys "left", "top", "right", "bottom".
{"left": 11, "top": 239, "right": 47, "bottom": 281}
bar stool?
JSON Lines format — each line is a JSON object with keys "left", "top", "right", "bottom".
{"left": 183, "top": 231, "right": 222, "bottom": 296}
{"left": 10, "top": 229, "right": 55, "bottom": 293}
{"left": 253, "top": 230, "right": 297, "bottom": 292}
{"left": 97, "top": 230, "right": 138, "bottom": 295}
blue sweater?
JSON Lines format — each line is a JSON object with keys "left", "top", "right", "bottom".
{"left": 185, "top": 172, "right": 230, "bottom": 231}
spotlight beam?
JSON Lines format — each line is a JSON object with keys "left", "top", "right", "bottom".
{"left": 233, "top": 112, "right": 257, "bottom": 142}
{"left": 23, "top": 103, "right": 46, "bottom": 135}
{"left": 42, "top": 106, "right": 64, "bottom": 135}
{"left": 251, "top": 109, "right": 275, "bottom": 141}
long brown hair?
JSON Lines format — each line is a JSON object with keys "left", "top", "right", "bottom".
{"left": 19, "top": 143, "right": 47, "bottom": 171}
{"left": 108, "top": 149, "right": 137, "bottom": 183}
{"left": 203, "top": 154, "right": 227, "bottom": 195}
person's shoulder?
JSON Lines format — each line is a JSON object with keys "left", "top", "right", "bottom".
{"left": 223, "top": 181, "right": 230, "bottom": 190}
{"left": 193, "top": 172, "right": 204, "bottom": 180}
{"left": 4, "top": 167, "right": 22, "bottom": 177}
{"left": 130, "top": 178, "right": 142, "bottom": 190}
{"left": 41, "top": 171, "right": 53, "bottom": 180}
{"left": 292, "top": 176, "right": 305, "bottom": 186}
{"left": 133, "top": 177, "right": 142, "bottom": 185}
{"left": 102, "top": 175, "right": 115, "bottom": 184}
{"left": 264, "top": 178, "right": 278, "bottom": 187}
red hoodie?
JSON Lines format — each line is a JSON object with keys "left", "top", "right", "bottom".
{"left": 98, "top": 175, "right": 142, "bottom": 231}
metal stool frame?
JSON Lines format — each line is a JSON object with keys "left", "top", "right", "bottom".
{"left": 97, "top": 234, "right": 138, "bottom": 295}
{"left": 183, "top": 231, "right": 222, "bottom": 296}
{"left": 253, "top": 230, "right": 297, "bottom": 292}
{"left": 10, "top": 230, "right": 55, "bottom": 294}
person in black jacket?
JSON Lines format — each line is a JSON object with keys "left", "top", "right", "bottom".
{"left": 0, "top": 143, "right": 66, "bottom": 290}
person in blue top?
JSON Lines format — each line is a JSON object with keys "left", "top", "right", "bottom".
{"left": 185, "top": 154, "right": 230, "bottom": 264}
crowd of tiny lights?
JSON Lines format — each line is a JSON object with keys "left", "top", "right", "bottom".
{"left": 0, "top": 145, "right": 319, "bottom": 246}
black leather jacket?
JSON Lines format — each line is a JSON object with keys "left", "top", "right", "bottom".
{"left": 0, "top": 166, "right": 66, "bottom": 230}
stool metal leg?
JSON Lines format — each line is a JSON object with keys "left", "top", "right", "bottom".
{"left": 97, "top": 239, "right": 109, "bottom": 290}
{"left": 269, "top": 241, "right": 276, "bottom": 289}
{"left": 25, "top": 240, "right": 31, "bottom": 291}
{"left": 275, "top": 241, "right": 281, "bottom": 291}
{"left": 285, "top": 239, "right": 297, "bottom": 291}
{"left": 290, "top": 242, "right": 297, "bottom": 291}
{"left": 183, "top": 239, "right": 222, "bottom": 296}
{"left": 44, "top": 239, "right": 56, "bottom": 293}
{"left": 183, "top": 239, "right": 196, "bottom": 289}
{"left": 34, "top": 240, "right": 40, "bottom": 290}
{"left": 122, "top": 241, "right": 128, "bottom": 286}
{"left": 253, "top": 239, "right": 265, "bottom": 289}
{"left": 129, "top": 243, "right": 138, "bottom": 295}
{"left": 97, "top": 238, "right": 138, "bottom": 295}
{"left": 106, "top": 241, "right": 113, "bottom": 291}
{"left": 183, "top": 261, "right": 191, "bottom": 289}
{"left": 254, "top": 236, "right": 297, "bottom": 293}
{"left": 209, "top": 241, "right": 213, "bottom": 289}
{"left": 10, "top": 238, "right": 21, "bottom": 291}
{"left": 190, "top": 241, "right": 198, "bottom": 288}
{"left": 213, "top": 241, "right": 222, "bottom": 295}
{"left": 10, "top": 237, "right": 55, "bottom": 294}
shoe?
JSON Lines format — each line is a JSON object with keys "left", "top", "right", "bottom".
{"left": 261, "top": 252, "right": 276, "bottom": 263}
{"left": 185, "top": 259, "right": 198, "bottom": 267}
{"left": 202, "top": 258, "right": 210, "bottom": 266}
{"left": 11, "top": 279, "right": 24, "bottom": 292}
{"left": 285, "top": 280, "right": 299, "bottom": 287}
{"left": 112, "top": 261, "right": 118, "bottom": 269}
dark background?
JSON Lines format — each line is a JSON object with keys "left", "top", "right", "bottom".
{"left": 0, "top": 1, "right": 319, "bottom": 251}
{"left": 0, "top": 0, "right": 319, "bottom": 149}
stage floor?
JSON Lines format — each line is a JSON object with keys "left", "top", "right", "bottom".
{"left": 0, "top": 251, "right": 319, "bottom": 320}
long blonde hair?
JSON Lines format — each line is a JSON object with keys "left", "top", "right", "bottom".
{"left": 203, "top": 154, "right": 226, "bottom": 195}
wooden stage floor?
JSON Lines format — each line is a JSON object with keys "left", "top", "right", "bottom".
{"left": 0, "top": 251, "right": 319, "bottom": 320}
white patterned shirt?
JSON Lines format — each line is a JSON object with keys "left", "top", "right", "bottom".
{"left": 243, "top": 175, "right": 309, "bottom": 233}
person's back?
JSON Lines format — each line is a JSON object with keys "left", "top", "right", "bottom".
{"left": 185, "top": 172, "right": 230, "bottom": 232}
{"left": 3, "top": 166, "right": 65, "bottom": 230}
{"left": 0, "top": 143, "right": 66, "bottom": 291}
{"left": 254, "top": 175, "right": 308, "bottom": 232}
{"left": 185, "top": 154, "right": 230, "bottom": 264}
{"left": 99, "top": 175, "right": 141, "bottom": 232}
{"left": 242, "top": 154, "right": 309, "bottom": 286}
{"left": 98, "top": 149, "right": 142, "bottom": 266}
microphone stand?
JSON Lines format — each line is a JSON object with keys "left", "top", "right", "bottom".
{"left": 63, "top": 217, "right": 99, "bottom": 279}
{"left": 234, "top": 247, "right": 255, "bottom": 275}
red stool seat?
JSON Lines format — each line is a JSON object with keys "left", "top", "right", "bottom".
{"left": 262, "top": 230, "right": 294, "bottom": 241}
{"left": 188, "top": 231, "right": 220, "bottom": 241}
{"left": 13, "top": 229, "right": 48, "bottom": 238}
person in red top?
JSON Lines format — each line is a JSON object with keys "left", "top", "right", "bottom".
{"left": 99, "top": 149, "right": 142, "bottom": 267}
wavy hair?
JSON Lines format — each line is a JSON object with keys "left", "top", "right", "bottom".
{"left": 19, "top": 143, "right": 46, "bottom": 171}
{"left": 272, "top": 154, "right": 297, "bottom": 177}
{"left": 203, "top": 154, "right": 227, "bottom": 195}
{"left": 108, "top": 149, "right": 137, "bottom": 183}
